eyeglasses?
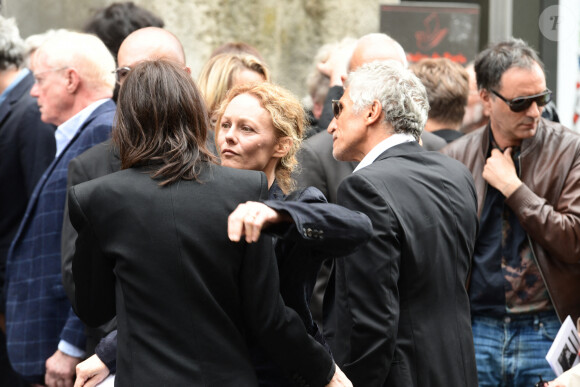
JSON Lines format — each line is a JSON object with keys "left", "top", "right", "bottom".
{"left": 332, "top": 99, "right": 343, "bottom": 119}
{"left": 113, "top": 66, "right": 131, "bottom": 85}
{"left": 491, "top": 89, "right": 552, "bottom": 113}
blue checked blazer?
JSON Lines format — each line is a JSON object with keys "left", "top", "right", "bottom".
{"left": 4, "top": 99, "right": 115, "bottom": 380}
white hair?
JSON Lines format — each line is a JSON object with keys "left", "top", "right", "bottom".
{"left": 346, "top": 60, "right": 429, "bottom": 141}
{"left": 34, "top": 31, "right": 116, "bottom": 92}
{"left": 24, "top": 28, "right": 70, "bottom": 67}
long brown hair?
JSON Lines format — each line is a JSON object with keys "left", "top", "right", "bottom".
{"left": 113, "top": 59, "right": 216, "bottom": 185}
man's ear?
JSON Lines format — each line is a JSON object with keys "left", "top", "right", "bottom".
{"left": 273, "top": 136, "right": 292, "bottom": 158}
{"left": 480, "top": 89, "right": 493, "bottom": 116}
{"left": 65, "top": 68, "right": 80, "bottom": 94}
{"left": 366, "top": 100, "right": 383, "bottom": 125}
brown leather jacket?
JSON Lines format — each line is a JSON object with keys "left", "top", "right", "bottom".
{"left": 442, "top": 118, "right": 580, "bottom": 322}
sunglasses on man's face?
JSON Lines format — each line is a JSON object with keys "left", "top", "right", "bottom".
{"left": 112, "top": 66, "right": 131, "bottom": 85}
{"left": 332, "top": 99, "right": 343, "bottom": 119}
{"left": 491, "top": 89, "right": 552, "bottom": 113}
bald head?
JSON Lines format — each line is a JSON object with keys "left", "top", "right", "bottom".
{"left": 348, "top": 33, "right": 407, "bottom": 72}
{"left": 117, "top": 27, "right": 186, "bottom": 69}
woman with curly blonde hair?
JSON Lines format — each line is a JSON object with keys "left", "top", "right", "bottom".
{"left": 215, "top": 82, "right": 372, "bottom": 386}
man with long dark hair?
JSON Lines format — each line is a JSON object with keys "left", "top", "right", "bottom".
{"left": 70, "top": 59, "right": 350, "bottom": 387}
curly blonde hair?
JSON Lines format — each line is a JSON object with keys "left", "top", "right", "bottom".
{"left": 214, "top": 82, "right": 305, "bottom": 194}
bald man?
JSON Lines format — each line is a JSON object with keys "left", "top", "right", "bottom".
{"left": 115, "top": 27, "right": 188, "bottom": 80}
{"left": 59, "top": 27, "right": 192, "bottom": 372}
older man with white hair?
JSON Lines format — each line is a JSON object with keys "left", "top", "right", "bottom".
{"left": 4, "top": 31, "right": 116, "bottom": 387}
{"left": 324, "top": 60, "right": 479, "bottom": 386}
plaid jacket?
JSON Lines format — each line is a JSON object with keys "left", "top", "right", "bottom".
{"left": 5, "top": 100, "right": 115, "bottom": 380}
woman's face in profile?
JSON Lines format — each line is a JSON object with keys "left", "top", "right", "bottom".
{"left": 217, "top": 93, "right": 282, "bottom": 176}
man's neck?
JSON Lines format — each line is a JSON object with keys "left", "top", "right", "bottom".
{"left": 68, "top": 92, "right": 111, "bottom": 120}
{"left": 359, "top": 129, "right": 392, "bottom": 161}
{"left": 424, "top": 119, "right": 460, "bottom": 133}
{"left": 0, "top": 68, "right": 22, "bottom": 94}
{"left": 489, "top": 126, "right": 522, "bottom": 150}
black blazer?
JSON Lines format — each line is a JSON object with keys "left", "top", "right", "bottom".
{"left": 325, "top": 142, "right": 479, "bottom": 386}
{"left": 61, "top": 140, "right": 119, "bottom": 354}
{"left": 0, "top": 72, "right": 55, "bottom": 308}
{"left": 69, "top": 163, "right": 335, "bottom": 386}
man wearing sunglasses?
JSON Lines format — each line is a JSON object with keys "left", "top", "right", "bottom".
{"left": 443, "top": 38, "right": 580, "bottom": 386}
{"left": 324, "top": 60, "right": 479, "bottom": 387}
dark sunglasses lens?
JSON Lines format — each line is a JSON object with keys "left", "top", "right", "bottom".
{"left": 332, "top": 101, "right": 342, "bottom": 119}
{"left": 510, "top": 92, "right": 552, "bottom": 112}
{"left": 537, "top": 92, "right": 552, "bottom": 107}
{"left": 509, "top": 98, "right": 531, "bottom": 112}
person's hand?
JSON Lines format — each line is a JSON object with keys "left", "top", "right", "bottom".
{"left": 325, "top": 365, "right": 352, "bottom": 387}
{"left": 317, "top": 44, "right": 354, "bottom": 86}
{"left": 228, "top": 201, "right": 290, "bottom": 243}
{"left": 45, "top": 350, "right": 81, "bottom": 387}
{"left": 73, "top": 354, "right": 110, "bottom": 387}
{"left": 482, "top": 148, "right": 522, "bottom": 198}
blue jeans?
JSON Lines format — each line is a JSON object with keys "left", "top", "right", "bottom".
{"left": 472, "top": 311, "right": 560, "bottom": 387}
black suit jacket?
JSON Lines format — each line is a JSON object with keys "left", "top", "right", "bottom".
{"left": 61, "top": 140, "right": 119, "bottom": 354}
{"left": 69, "top": 164, "right": 335, "bottom": 386}
{"left": 0, "top": 72, "right": 55, "bottom": 308}
{"left": 325, "top": 142, "right": 479, "bottom": 386}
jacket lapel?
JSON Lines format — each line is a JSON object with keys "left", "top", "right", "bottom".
{"left": 56, "top": 99, "right": 115, "bottom": 157}
{"left": 13, "top": 99, "right": 116, "bottom": 242}
{"left": 0, "top": 72, "right": 34, "bottom": 126}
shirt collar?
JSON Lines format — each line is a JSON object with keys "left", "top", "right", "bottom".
{"left": 0, "top": 68, "right": 29, "bottom": 107}
{"left": 353, "top": 133, "right": 416, "bottom": 173}
{"left": 55, "top": 98, "right": 109, "bottom": 157}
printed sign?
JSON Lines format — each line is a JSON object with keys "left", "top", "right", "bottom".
{"left": 380, "top": 2, "right": 480, "bottom": 64}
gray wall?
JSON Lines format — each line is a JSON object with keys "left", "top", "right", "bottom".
{"left": 1, "top": 0, "right": 399, "bottom": 99}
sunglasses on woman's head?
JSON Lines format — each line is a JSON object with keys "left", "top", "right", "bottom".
{"left": 491, "top": 89, "right": 552, "bottom": 113}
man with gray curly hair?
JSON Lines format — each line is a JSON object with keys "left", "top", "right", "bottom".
{"left": 324, "top": 60, "right": 479, "bottom": 386}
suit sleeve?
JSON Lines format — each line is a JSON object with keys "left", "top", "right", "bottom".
{"left": 69, "top": 185, "right": 116, "bottom": 327}
{"left": 334, "top": 173, "right": 401, "bottom": 386}
{"left": 17, "top": 100, "right": 56, "bottom": 196}
{"left": 241, "top": 176, "right": 336, "bottom": 387}
{"left": 59, "top": 309, "right": 87, "bottom": 353}
{"left": 263, "top": 186, "right": 372, "bottom": 257}
{"left": 61, "top": 156, "right": 89, "bottom": 307}
{"left": 95, "top": 330, "right": 118, "bottom": 373}
{"left": 294, "top": 140, "right": 329, "bottom": 198}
